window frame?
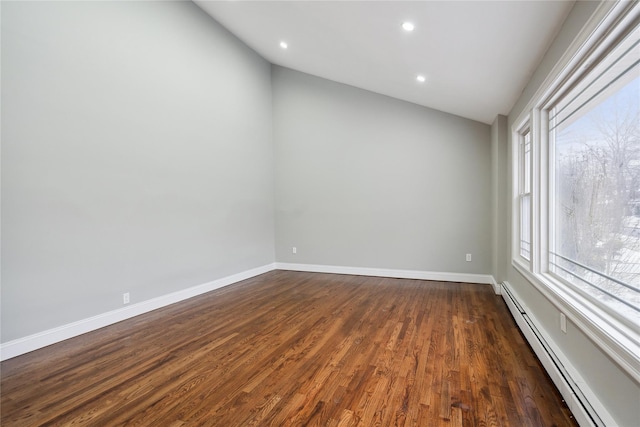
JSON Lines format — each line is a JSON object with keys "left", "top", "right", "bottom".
{"left": 547, "top": 79, "right": 639, "bottom": 331}
{"left": 515, "top": 121, "right": 532, "bottom": 264}
{"left": 511, "top": 1, "right": 640, "bottom": 383}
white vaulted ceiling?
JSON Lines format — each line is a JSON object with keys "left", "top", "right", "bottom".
{"left": 194, "top": 1, "right": 575, "bottom": 124}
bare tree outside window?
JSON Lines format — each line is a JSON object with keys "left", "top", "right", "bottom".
{"left": 553, "top": 75, "right": 640, "bottom": 321}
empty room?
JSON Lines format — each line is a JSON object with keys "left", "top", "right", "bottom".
{"left": 1, "top": 1, "right": 638, "bottom": 426}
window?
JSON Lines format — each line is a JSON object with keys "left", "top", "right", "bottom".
{"left": 548, "top": 27, "right": 640, "bottom": 323}
{"left": 518, "top": 128, "right": 532, "bottom": 261}
{"left": 512, "top": 1, "right": 639, "bottom": 380}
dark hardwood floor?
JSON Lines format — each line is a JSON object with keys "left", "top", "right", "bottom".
{"left": 1, "top": 271, "right": 577, "bottom": 426}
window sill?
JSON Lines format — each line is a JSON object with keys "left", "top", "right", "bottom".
{"left": 511, "top": 260, "right": 640, "bottom": 383}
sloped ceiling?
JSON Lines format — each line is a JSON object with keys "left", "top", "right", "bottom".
{"left": 195, "top": 1, "right": 575, "bottom": 124}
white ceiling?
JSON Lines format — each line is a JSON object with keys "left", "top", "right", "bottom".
{"left": 194, "top": 1, "right": 575, "bottom": 124}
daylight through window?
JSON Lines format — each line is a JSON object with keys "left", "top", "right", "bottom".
{"left": 519, "top": 129, "right": 532, "bottom": 261}
{"left": 548, "top": 23, "right": 640, "bottom": 324}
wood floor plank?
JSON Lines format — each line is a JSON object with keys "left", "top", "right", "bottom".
{"left": 1, "top": 271, "right": 577, "bottom": 426}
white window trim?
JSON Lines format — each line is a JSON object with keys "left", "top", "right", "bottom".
{"left": 510, "top": 1, "right": 640, "bottom": 383}
{"left": 513, "top": 119, "right": 532, "bottom": 265}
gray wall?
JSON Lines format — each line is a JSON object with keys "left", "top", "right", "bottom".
{"left": 273, "top": 66, "right": 492, "bottom": 274}
{"left": 504, "top": 1, "right": 640, "bottom": 425}
{"left": 1, "top": 1, "right": 275, "bottom": 342}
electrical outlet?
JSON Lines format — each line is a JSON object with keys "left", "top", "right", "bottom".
{"left": 466, "top": 253, "right": 472, "bottom": 262}
{"left": 292, "top": 247, "right": 297, "bottom": 254}
{"left": 560, "top": 312, "right": 567, "bottom": 333}
{"left": 123, "top": 292, "right": 130, "bottom": 305}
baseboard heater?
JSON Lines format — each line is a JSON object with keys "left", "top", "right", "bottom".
{"left": 501, "top": 283, "right": 603, "bottom": 427}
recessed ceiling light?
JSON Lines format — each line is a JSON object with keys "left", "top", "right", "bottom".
{"left": 280, "top": 41, "right": 288, "bottom": 49}
{"left": 402, "top": 22, "right": 415, "bottom": 32}
{"left": 416, "top": 75, "right": 426, "bottom": 83}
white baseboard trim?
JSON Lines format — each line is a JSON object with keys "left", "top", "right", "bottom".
{"left": 490, "top": 276, "right": 501, "bottom": 295}
{"left": 0, "top": 263, "right": 495, "bottom": 361}
{"left": 275, "top": 262, "right": 496, "bottom": 285}
{"left": 0, "top": 263, "right": 277, "bottom": 361}
{"left": 501, "top": 281, "right": 616, "bottom": 427}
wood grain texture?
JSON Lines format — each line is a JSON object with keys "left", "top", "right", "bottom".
{"left": 1, "top": 271, "right": 577, "bottom": 426}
